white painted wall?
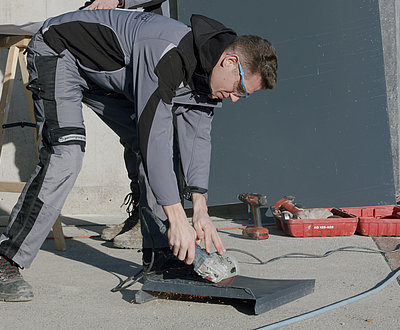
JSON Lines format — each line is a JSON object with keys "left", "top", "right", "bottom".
{"left": 0, "top": 1, "right": 129, "bottom": 216}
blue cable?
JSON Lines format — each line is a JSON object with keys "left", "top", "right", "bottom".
{"left": 257, "top": 266, "right": 400, "bottom": 329}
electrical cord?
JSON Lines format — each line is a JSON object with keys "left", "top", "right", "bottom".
{"left": 226, "top": 245, "right": 400, "bottom": 265}
{"left": 257, "top": 265, "right": 400, "bottom": 329}
{"left": 111, "top": 249, "right": 156, "bottom": 292}
{"left": 111, "top": 268, "right": 143, "bottom": 292}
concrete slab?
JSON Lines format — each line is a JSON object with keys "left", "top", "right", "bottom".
{"left": 0, "top": 216, "right": 399, "bottom": 329}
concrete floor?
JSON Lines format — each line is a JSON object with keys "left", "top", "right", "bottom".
{"left": 0, "top": 214, "right": 399, "bottom": 330}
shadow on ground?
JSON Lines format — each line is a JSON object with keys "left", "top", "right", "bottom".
{"left": 40, "top": 217, "right": 142, "bottom": 304}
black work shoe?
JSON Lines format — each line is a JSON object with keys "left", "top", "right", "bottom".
{"left": 0, "top": 256, "right": 33, "bottom": 302}
{"left": 142, "top": 248, "right": 204, "bottom": 282}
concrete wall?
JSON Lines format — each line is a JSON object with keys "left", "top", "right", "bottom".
{"left": 379, "top": 0, "right": 400, "bottom": 199}
{"left": 0, "top": 1, "right": 129, "bottom": 216}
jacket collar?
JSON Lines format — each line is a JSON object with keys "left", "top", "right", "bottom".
{"left": 189, "top": 14, "right": 237, "bottom": 95}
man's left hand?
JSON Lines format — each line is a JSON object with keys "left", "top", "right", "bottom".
{"left": 192, "top": 193, "right": 225, "bottom": 254}
{"left": 85, "top": 0, "right": 119, "bottom": 10}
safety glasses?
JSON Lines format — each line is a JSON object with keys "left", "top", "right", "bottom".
{"left": 227, "top": 53, "right": 249, "bottom": 98}
{"left": 236, "top": 59, "right": 249, "bottom": 98}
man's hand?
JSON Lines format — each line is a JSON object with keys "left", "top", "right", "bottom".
{"left": 85, "top": 0, "right": 119, "bottom": 10}
{"left": 163, "top": 203, "right": 196, "bottom": 264}
{"left": 192, "top": 193, "right": 225, "bottom": 255}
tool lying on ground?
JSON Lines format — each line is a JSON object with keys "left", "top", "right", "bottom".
{"left": 271, "top": 195, "right": 344, "bottom": 220}
{"left": 271, "top": 195, "right": 304, "bottom": 219}
{"left": 238, "top": 192, "right": 269, "bottom": 239}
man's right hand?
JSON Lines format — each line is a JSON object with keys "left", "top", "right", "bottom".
{"left": 163, "top": 203, "right": 197, "bottom": 265}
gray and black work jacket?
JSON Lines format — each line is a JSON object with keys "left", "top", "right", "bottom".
{"left": 39, "top": 10, "right": 237, "bottom": 206}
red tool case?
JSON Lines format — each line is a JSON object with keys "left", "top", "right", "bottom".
{"left": 272, "top": 208, "right": 358, "bottom": 237}
{"left": 340, "top": 205, "right": 400, "bottom": 237}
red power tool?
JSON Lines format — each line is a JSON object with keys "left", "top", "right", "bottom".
{"left": 271, "top": 196, "right": 304, "bottom": 219}
{"left": 238, "top": 193, "right": 269, "bottom": 240}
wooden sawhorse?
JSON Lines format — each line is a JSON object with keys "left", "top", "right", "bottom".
{"left": 0, "top": 35, "right": 66, "bottom": 251}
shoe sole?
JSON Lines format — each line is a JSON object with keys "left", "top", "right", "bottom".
{"left": 101, "top": 226, "right": 124, "bottom": 241}
{"left": 113, "top": 238, "right": 142, "bottom": 249}
{"left": 101, "top": 233, "right": 119, "bottom": 241}
{"left": 0, "top": 292, "right": 33, "bottom": 302}
{"left": 112, "top": 227, "right": 142, "bottom": 249}
{"left": 101, "top": 221, "right": 141, "bottom": 241}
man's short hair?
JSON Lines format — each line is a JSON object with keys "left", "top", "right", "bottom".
{"left": 227, "top": 35, "right": 278, "bottom": 90}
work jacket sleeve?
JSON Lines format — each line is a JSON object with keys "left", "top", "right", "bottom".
{"left": 176, "top": 105, "right": 213, "bottom": 201}
{"left": 137, "top": 44, "right": 187, "bottom": 206}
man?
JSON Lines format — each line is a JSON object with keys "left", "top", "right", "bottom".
{"left": 0, "top": 9, "right": 277, "bottom": 302}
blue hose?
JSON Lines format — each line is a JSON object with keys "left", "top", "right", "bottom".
{"left": 257, "top": 266, "right": 400, "bottom": 330}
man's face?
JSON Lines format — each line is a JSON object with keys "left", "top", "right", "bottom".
{"left": 209, "top": 54, "right": 262, "bottom": 103}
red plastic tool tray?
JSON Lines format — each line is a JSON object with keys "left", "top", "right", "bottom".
{"left": 273, "top": 208, "right": 358, "bottom": 237}
{"left": 340, "top": 205, "right": 400, "bottom": 236}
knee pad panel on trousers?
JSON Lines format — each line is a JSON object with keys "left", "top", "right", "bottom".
{"left": 42, "top": 126, "right": 86, "bottom": 152}
{"left": 38, "top": 144, "right": 84, "bottom": 211}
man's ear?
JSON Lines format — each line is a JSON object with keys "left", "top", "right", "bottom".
{"left": 221, "top": 53, "right": 238, "bottom": 69}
